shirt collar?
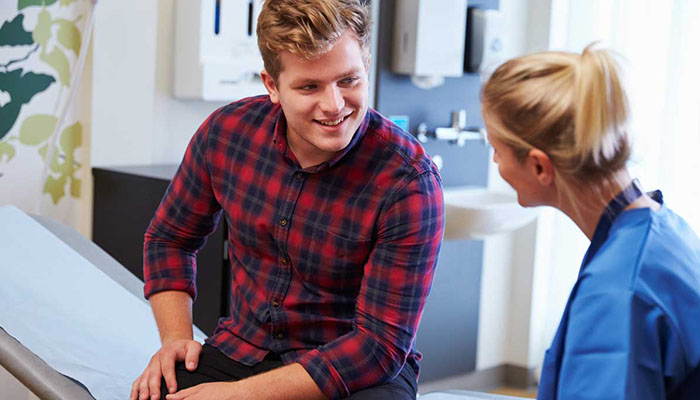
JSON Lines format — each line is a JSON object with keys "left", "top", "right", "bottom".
{"left": 271, "top": 107, "right": 371, "bottom": 172}
{"left": 583, "top": 185, "right": 664, "bottom": 273}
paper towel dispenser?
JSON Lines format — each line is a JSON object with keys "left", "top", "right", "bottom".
{"left": 465, "top": 8, "right": 505, "bottom": 73}
{"left": 392, "top": 0, "right": 468, "bottom": 79}
{"left": 174, "top": 0, "right": 266, "bottom": 101}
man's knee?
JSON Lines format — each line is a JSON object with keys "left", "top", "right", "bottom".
{"left": 347, "top": 364, "right": 417, "bottom": 400}
{"left": 158, "top": 362, "right": 210, "bottom": 400}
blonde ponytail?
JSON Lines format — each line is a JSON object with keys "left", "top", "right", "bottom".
{"left": 573, "top": 46, "right": 630, "bottom": 173}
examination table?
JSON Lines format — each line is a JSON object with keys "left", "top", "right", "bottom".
{"left": 0, "top": 205, "right": 524, "bottom": 400}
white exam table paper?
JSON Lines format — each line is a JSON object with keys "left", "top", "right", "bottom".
{"left": 0, "top": 205, "right": 204, "bottom": 399}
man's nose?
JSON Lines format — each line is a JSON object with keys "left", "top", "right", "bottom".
{"left": 319, "top": 86, "right": 344, "bottom": 114}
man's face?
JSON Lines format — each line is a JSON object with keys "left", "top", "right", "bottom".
{"left": 262, "top": 31, "right": 370, "bottom": 168}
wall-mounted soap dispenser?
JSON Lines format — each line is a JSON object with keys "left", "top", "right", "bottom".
{"left": 392, "top": 0, "right": 467, "bottom": 88}
{"left": 174, "top": 0, "right": 266, "bottom": 101}
{"left": 465, "top": 8, "right": 505, "bottom": 73}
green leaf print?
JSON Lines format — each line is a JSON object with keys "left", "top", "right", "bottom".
{"left": 19, "top": 114, "right": 57, "bottom": 145}
{"left": 42, "top": 122, "right": 82, "bottom": 203}
{"left": 55, "top": 19, "right": 81, "bottom": 55}
{"left": 0, "top": 14, "right": 34, "bottom": 46}
{"left": 31, "top": 9, "right": 51, "bottom": 47}
{"left": 39, "top": 47, "right": 70, "bottom": 86}
{"left": 59, "top": 121, "right": 81, "bottom": 154}
{"left": 0, "top": 69, "right": 55, "bottom": 140}
{"left": 0, "top": 141, "right": 16, "bottom": 162}
{"left": 70, "top": 176, "right": 81, "bottom": 197}
{"left": 18, "top": 0, "right": 58, "bottom": 10}
{"left": 44, "top": 173, "right": 67, "bottom": 204}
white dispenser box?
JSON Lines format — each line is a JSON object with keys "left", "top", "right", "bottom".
{"left": 174, "top": 0, "right": 266, "bottom": 101}
{"left": 392, "top": 0, "right": 468, "bottom": 77}
{"left": 466, "top": 8, "right": 505, "bottom": 73}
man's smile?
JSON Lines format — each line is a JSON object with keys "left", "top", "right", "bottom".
{"left": 314, "top": 111, "right": 353, "bottom": 127}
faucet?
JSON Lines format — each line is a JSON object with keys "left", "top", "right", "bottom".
{"left": 415, "top": 111, "right": 487, "bottom": 146}
{"left": 434, "top": 110, "right": 487, "bottom": 146}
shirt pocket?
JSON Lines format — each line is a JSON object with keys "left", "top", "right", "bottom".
{"left": 294, "top": 228, "right": 371, "bottom": 295}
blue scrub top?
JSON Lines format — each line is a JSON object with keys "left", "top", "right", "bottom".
{"left": 538, "top": 193, "right": 700, "bottom": 399}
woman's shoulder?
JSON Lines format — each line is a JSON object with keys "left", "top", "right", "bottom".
{"left": 635, "top": 205, "right": 700, "bottom": 288}
{"left": 582, "top": 206, "right": 700, "bottom": 297}
{"left": 580, "top": 204, "right": 700, "bottom": 339}
{"left": 634, "top": 205, "right": 700, "bottom": 315}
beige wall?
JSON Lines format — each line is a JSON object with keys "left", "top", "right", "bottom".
{"left": 91, "top": 0, "right": 227, "bottom": 168}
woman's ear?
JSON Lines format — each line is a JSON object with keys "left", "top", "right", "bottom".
{"left": 527, "top": 148, "right": 554, "bottom": 186}
{"left": 261, "top": 70, "right": 279, "bottom": 103}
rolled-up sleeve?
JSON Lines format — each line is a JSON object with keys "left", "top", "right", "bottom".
{"left": 298, "top": 170, "right": 444, "bottom": 399}
{"left": 143, "top": 113, "right": 222, "bottom": 301}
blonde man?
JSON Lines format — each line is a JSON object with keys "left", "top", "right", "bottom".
{"left": 130, "top": 1, "right": 444, "bottom": 399}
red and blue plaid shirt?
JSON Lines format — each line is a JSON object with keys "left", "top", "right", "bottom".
{"left": 144, "top": 95, "right": 444, "bottom": 399}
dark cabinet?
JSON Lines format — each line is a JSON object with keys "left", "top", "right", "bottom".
{"left": 92, "top": 165, "right": 229, "bottom": 335}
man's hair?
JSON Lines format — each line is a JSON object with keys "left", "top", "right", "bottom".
{"left": 256, "top": 0, "right": 372, "bottom": 81}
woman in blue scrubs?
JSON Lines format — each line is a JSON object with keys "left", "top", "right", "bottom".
{"left": 481, "top": 44, "right": 700, "bottom": 399}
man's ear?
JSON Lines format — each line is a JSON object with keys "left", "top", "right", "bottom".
{"left": 527, "top": 148, "right": 554, "bottom": 186}
{"left": 261, "top": 70, "right": 279, "bottom": 103}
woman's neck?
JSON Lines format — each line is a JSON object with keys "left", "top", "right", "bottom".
{"left": 556, "top": 170, "right": 658, "bottom": 240}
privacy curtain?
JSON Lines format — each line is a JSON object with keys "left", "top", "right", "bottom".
{"left": 0, "top": 0, "right": 92, "bottom": 235}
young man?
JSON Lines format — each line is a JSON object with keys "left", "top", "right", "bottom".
{"left": 130, "top": 1, "right": 444, "bottom": 399}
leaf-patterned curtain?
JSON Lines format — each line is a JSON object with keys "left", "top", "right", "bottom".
{"left": 0, "top": 0, "right": 92, "bottom": 235}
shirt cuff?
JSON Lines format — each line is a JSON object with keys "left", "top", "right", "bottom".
{"left": 143, "top": 277, "right": 196, "bottom": 300}
{"left": 298, "top": 349, "right": 348, "bottom": 400}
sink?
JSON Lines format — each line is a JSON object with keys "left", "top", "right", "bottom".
{"left": 442, "top": 186, "right": 538, "bottom": 240}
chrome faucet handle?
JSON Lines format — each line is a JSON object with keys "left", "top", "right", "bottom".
{"left": 451, "top": 110, "right": 467, "bottom": 130}
{"left": 416, "top": 122, "right": 429, "bottom": 143}
{"left": 456, "top": 128, "right": 486, "bottom": 147}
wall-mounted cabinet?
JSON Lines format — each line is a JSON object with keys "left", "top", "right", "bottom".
{"left": 174, "top": 0, "right": 266, "bottom": 101}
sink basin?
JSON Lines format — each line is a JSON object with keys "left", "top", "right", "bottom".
{"left": 442, "top": 186, "right": 538, "bottom": 240}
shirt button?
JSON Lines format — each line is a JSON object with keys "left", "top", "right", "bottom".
{"left": 279, "top": 218, "right": 288, "bottom": 226}
{"left": 295, "top": 173, "right": 303, "bottom": 180}
{"left": 276, "top": 332, "right": 284, "bottom": 339}
{"left": 271, "top": 300, "right": 280, "bottom": 307}
{"left": 281, "top": 257, "right": 288, "bottom": 265}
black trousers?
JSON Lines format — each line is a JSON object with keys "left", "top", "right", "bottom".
{"left": 161, "top": 344, "right": 417, "bottom": 399}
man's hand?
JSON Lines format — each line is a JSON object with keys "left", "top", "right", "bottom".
{"left": 130, "top": 339, "right": 202, "bottom": 400}
{"left": 164, "top": 382, "right": 238, "bottom": 400}
{"left": 160, "top": 363, "right": 326, "bottom": 400}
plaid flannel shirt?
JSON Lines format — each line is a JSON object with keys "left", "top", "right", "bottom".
{"left": 143, "top": 95, "right": 444, "bottom": 399}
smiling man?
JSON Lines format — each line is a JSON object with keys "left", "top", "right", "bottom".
{"left": 130, "top": 1, "right": 444, "bottom": 399}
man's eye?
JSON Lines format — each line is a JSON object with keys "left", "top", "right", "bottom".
{"left": 340, "top": 77, "right": 358, "bottom": 85}
{"left": 299, "top": 84, "right": 317, "bottom": 91}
